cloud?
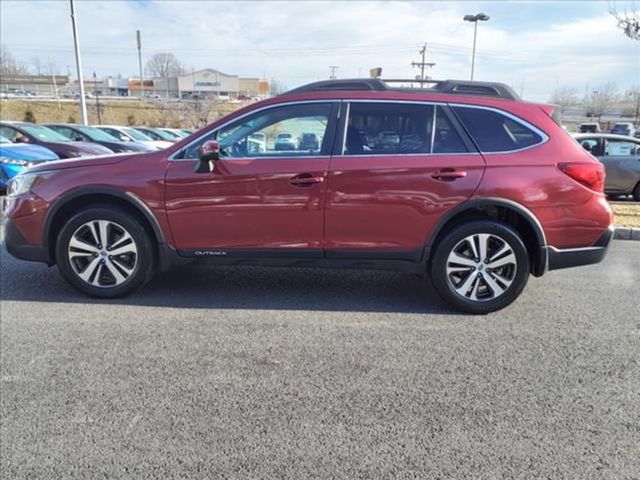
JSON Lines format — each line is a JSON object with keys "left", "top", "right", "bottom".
{"left": 1, "top": 0, "right": 637, "bottom": 101}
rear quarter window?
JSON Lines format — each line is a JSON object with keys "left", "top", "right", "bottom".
{"left": 453, "top": 106, "right": 544, "bottom": 153}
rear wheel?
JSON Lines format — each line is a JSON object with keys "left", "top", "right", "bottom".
{"left": 430, "top": 220, "right": 529, "bottom": 314}
{"left": 55, "top": 206, "right": 154, "bottom": 298}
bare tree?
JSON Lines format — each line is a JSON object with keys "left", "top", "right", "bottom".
{"left": 0, "top": 44, "right": 28, "bottom": 76}
{"left": 550, "top": 85, "right": 579, "bottom": 120}
{"left": 268, "top": 79, "right": 286, "bottom": 96}
{"left": 146, "top": 52, "right": 183, "bottom": 78}
{"left": 584, "top": 82, "right": 619, "bottom": 120}
{"left": 609, "top": 1, "right": 640, "bottom": 40}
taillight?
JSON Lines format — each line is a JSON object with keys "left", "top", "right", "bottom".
{"left": 558, "top": 162, "right": 605, "bottom": 193}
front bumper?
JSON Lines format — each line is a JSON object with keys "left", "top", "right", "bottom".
{"left": 546, "top": 225, "right": 614, "bottom": 271}
{"left": 3, "top": 216, "right": 52, "bottom": 264}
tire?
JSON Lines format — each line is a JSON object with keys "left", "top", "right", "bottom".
{"left": 55, "top": 205, "right": 155, "bottom": 298}
{"left": 430, "top": 220, "right": 530, "bottom": 314}
{"left": 633, "top": 182, "right": 640, "bottom": 202}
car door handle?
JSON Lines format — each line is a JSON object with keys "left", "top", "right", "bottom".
{"left": 431, "top": 169, "right": 468, "bottom": 181}
{"left": 289, "top": 173, "right": 324, "bottom": 187}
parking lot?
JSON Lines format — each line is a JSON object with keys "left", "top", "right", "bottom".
{"left": 1, "top": 221, "right": 639, "bottom": 477}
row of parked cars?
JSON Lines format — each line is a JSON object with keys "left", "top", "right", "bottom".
{"left": 578, "top": 121, "right": 638, "bottom": 137}
{"left": 0, "top": 121, "right": 194, "bottom": 189}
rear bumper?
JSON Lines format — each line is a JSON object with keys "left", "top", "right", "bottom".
{"left": 2, "top": 216, "right": 52, "bottom": 264}
{"left": 546, "top": 225, "right": 614, "bottom": 271}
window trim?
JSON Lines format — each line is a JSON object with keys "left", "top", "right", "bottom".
{"left": 449, "top": 103, "right": 549, "bottom": 154}
{"left": 169, "top": 100, "right": 340, "bottom": 161}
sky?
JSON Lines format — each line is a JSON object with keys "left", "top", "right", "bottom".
{"left": 1, "top": 0, "right": 638, "bottom": 101}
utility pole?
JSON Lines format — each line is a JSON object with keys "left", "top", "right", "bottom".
{"left": 329, "top": 66, "right": 338, "bottom": 80}
{"left": 69, "top": 0, "right": 88, "bottom": 125}
{"left": 136, "top": 30, "right": 144, "bottom": 98}
{"left": 411, "top": 43, "right": 435, "bottom": 82}
{"left": 93, "top": 71, "right": 101, "bottom": 124}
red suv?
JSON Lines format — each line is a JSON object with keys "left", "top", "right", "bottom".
{"left": 3, "top": 79, "right": 613, "bottom": 313}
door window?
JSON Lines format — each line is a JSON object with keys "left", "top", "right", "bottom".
{"left": 433, "top": 107, "right": 468, "bottom": 154}
{"left": 180, "top": 103, "right": 334, "bottom": 159}
{"left": 604, "top": 139, "right": 639, "bottom": 156}
{"left": 344, "top": 102, "right": 435, "bottom": 155}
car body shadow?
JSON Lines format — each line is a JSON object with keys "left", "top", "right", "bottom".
{"left": 1, "top": 250, "right": 457, "bottom": 314}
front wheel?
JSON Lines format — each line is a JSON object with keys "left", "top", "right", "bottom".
{"left": 55, "top": 206, "right": 155, "bottom": 298}
{"left": 430, "top": 221, "right": 530, "bottom": 314}
{"left": 633, "top": 182, "right": 640, "bottom": 202}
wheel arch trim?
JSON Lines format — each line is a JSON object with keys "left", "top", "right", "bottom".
{"left": 42, "top": 186, "right": 166, "bottom": 247}
{"left": 423, "top": 197, "right": 547, "bottom": 263}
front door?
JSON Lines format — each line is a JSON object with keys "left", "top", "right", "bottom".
{"left": 165, "top": 102, "right": 338, "bottom": 256}
{"left": 325, "top": 101, "right": 485, "bottom": 260}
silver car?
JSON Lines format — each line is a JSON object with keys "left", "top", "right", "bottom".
{"left": 574, "top": 133, "right": 640, "bottom": 200}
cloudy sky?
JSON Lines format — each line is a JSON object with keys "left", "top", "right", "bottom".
{"left": 1, "top": 0, "right": 638, "bottom": 101}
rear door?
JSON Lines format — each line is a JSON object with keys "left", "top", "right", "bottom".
{"left": 324, "top": 101, "right": 485, "bottom": 260}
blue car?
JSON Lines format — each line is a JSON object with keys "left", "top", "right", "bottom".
{"left": 0, "top": 135, "right": 59, "bottom": 190}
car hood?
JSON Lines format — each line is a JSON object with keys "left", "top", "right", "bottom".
{"left": 0, "top": 143, "right": 59, "bottom": 160}
{"left": 26, "top": 151, "right": 133, "bottom": 173}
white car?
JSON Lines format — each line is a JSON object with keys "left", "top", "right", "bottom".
{"left": 94, "top": 125, "right": 172, "bottom": 150}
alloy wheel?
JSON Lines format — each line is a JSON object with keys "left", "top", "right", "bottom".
{"left": 445, "top": 233, "right": 517, "bottom": 302}
{"left": 68, "top": 220, "right": 138, "bottom": 287}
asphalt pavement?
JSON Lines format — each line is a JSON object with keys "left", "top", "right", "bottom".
{"left": 1, "top": 239, "right": 639, "bottom": 479}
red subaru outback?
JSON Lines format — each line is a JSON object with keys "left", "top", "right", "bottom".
{"left": 3, "top": 79, "right": 613, "bottom": 313}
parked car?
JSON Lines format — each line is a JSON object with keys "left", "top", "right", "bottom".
{"left": 3, "top": 78, "right": 613, "bottom": 314}
{"left": 579, "top": 122, "right": 601, "bottom": 133}
{"left": 159, "top": 128, "right": 189, "bottom": 139}
{"left": 574, "top": 133, "right": 640, "bottom": 200}
{"left": 94, "top": 125, "right": 172, "bottom": 150}
{"left": 274, "top": 132, "right": 298, "bottom": 150}
{"left": 133, "top": 127, "right": 180, "bottom": 143}
{"left": 0, "top": 122, "right": 113, "bottom": 158}
{"left": 610, "top": 122, "right": 636, "bottom": 137}
{"left": 299, "top": 133, "right": 320, "bottom": 150}
{"left": 45, "top": 124, "right": 155, "bottom": 153}
{"left": 0, "top": 134, "right": 59, "bottom": 190}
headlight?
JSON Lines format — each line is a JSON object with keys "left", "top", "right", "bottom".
{"left": 7, "top": 172, "right": 51, "bottom": 197}
{"left": 0, "top": 157, "right": 34, "bottom": 167}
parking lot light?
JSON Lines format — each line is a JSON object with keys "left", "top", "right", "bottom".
{"left": 463, "top": 12, "right": 490, "bottom": 81}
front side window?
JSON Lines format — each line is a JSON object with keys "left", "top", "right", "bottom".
{"left": 181, "top": 102, "right": 333, "bottom": 159}
{"left": 453, "top": 106, "right": 544, "bottom": 152}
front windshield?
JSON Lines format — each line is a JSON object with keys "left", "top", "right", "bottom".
{"left": 78, "top": 126, "right": 120, "bottom": 142}
{"left": 122, "top": 127, "right": 153, "bottom": 141}
{"left": 159, "top": 129, "right": 181, "bottom": 140}
{"left": 20, "top": 124, "right": 71, "bottom": 142}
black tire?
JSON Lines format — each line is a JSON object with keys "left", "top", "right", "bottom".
{"left": 55, "top": 205, "right": 155, "bottom": 298}
{"left": 633, "top": 182, "right": 640, "bottom": 202}
{"left": 430, "top": 220, "right": 530, "bottom": 314}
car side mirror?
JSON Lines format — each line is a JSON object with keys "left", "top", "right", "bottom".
{"left": 195, "top": 140, "right": 220, "bottom": 174}
{"left": 14, "top": 135, "right": 29, "bottom": 143}
{"left": 74, "top": 136, "right": 84, "bottom": 142}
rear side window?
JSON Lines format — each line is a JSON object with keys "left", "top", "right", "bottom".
{"left": 345, "top": 103, "right": 434, "bottom": 155}
{"left": 453, "top": 106, "right": 544, "bottom": 152}
{"left": 433, "top": 107, "right": 467, "bottom": 154}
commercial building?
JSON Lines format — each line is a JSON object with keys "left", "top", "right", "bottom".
{"left": 1, "top": 74, "right": 70, "bottom": 96}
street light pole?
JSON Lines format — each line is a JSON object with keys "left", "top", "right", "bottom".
{"left": 69, "top": 0, "right": 88, "bottom": 125}
{"left": 463, "top": 13, "right": 490, "bottom": 81}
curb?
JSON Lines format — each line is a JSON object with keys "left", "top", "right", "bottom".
{"left": 614, "top": 227, "right": 640, "bottom": 241}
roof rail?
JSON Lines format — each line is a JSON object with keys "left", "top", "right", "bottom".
{"left": 283, "top": 78, "right": 520, "bottom": 100}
